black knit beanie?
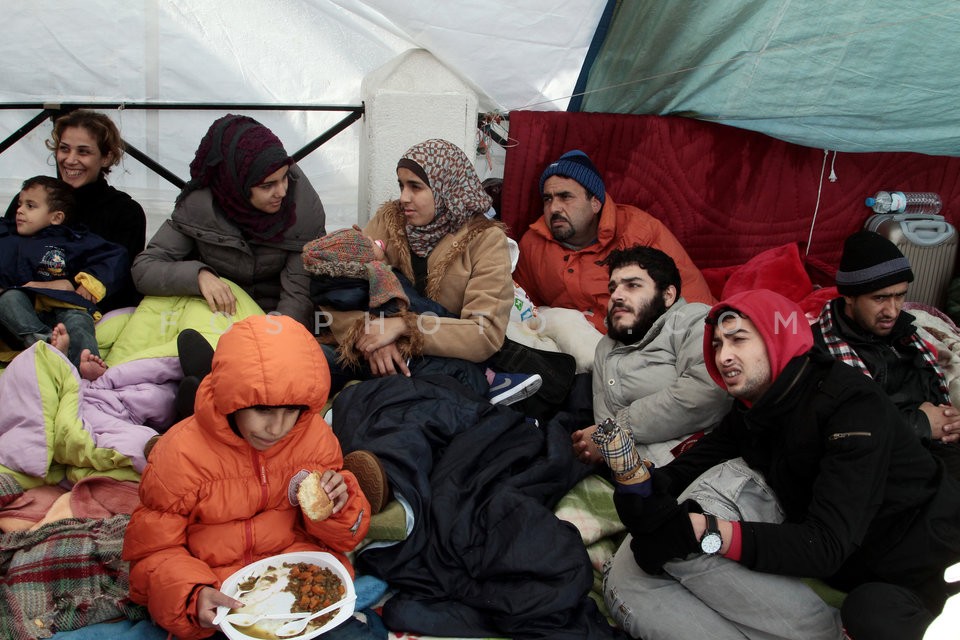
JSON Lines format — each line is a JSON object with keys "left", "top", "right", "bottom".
{"left": 835, "top": 230, "right": 914, "bottom": 295}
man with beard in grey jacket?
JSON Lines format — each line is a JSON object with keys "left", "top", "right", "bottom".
{"left": 572, "top": 245, "right": 731, "bottom": 468}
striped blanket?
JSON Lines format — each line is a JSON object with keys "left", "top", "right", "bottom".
{"left": 0, "top": 512, "right": 147, "bottom": 639}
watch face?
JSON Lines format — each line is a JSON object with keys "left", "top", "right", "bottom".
{"left": 700, "top": 532, "right": 722, "bottom": 554}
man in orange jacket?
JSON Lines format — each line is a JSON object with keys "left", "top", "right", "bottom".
{"left": 514, "top": 149, "right": 713, "bottom": 334}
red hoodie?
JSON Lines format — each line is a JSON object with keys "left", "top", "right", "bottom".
{"left": 700, "top": 289, "right": 814, "bottom": 559}
{"left": 702, "top": 289, "right": 814, "bottom": 391}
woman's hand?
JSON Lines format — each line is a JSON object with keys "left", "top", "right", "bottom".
{"left": 365, "top": 343, "right": 411, "bottom": 377}
{"left": 197, "top": 269, "right": 237, "bottom": 316}
{"left": 320, "top": 470, "right": 349, "bottom": 514}
{"left": 356, "top": 316, "right": 407, "bottom": 353}
{"left": 195, "top": 585, "right": 243, "bottom": 628}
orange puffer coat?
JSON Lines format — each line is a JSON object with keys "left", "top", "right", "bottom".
{"left": 123, "top": 315, "right": 370, "bottom": 640}
{"left": 514, "top": 195, "right": 714, "bottom": 333}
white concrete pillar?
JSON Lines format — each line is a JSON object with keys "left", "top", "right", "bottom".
{"left": 358, "top": 49, "right": 479, "bottom": 225}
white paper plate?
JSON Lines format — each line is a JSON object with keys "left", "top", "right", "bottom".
{"left": 217, "top": 551, "right": 355, "bottom": 640}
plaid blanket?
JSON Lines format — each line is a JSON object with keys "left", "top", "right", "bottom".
{"left": 0, "top": 473, "right": 24, "bottom": 507}
{"left": 0, "top": 514, "right": 147, "bottom": 639}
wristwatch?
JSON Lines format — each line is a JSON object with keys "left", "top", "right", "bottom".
{"left": 699, "top": 514, "right": 722, "bottom": 554}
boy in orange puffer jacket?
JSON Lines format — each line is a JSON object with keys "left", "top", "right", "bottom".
{"left": 123, "top": 314, "right": 371, "bottom": 639}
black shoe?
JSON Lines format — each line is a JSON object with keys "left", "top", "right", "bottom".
{"left": 177, "top": 329, "right": 214, "bottom": 379}
{"left": 175, "top": 375, "right": 201, "bottom": 421}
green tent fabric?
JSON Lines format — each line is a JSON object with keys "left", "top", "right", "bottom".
{"left": 575, "top": 0, "right": 960, "bottom": 156}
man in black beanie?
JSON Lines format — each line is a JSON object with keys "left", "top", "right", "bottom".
{"left": 813, "top": 230, "right": 960, "bottom": 479}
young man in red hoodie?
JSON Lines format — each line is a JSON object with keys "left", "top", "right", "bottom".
{"left": 599, "top": 289, "right": 960, "bottom": 640}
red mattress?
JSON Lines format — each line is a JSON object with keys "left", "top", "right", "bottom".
{"left": 501, "top": 111, "right": 960, "bottom": 273}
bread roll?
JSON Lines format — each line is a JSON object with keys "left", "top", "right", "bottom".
{"left": 298, "top": 471, "right": 333, "bottom": 521}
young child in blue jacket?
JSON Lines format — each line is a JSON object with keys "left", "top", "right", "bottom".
{"left": 0, "top": 175, "right": 127, "bottom": 379}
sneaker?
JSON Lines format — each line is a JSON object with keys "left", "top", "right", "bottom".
{"left": 343, "top": 450, "right": 391, "bottom": 514}
{"left": 488, "top": 372, "right": 543, "bottom": 406}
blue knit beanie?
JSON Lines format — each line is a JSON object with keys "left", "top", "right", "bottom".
{"left": 539, "top": 150, "right": 606, "bottom": 204}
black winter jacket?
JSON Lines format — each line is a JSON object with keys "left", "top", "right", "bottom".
{"left": 652, "top": 351, "right": 960, "bottom": 606}
{"left": 812, "top": 298, "right": 947, "bottom": 439}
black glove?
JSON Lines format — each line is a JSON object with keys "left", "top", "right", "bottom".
{"left": 613, "top": 484, "right": 684, "bottom": 533}
{"left": 619, "top": 497, "right": 700, "bottom": 575}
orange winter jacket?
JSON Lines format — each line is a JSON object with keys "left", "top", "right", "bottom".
{"left": 514, "top": 196, "right": 714, "bottom": 333}
{"left": 123, "top": 315, "right": 370, "bottom": 640}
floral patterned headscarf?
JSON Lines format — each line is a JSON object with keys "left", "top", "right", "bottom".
{"left": 398, "top": 139, "right": 491, "bottom": 257}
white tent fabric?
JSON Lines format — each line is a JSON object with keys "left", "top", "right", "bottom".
{"left": 0, "top": 0, "right": 607, "bottom": 234}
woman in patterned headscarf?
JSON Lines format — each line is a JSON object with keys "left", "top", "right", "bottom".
{"left": 319, "top": 138, "right": 513, "bottom": 392}
{"left": 132, "top": 114, "right": 326, "bottom": 327}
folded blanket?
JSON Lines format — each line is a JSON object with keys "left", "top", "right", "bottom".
{"left": 0, "top": 343, "right": 178, "bottom": 488}
{"left": 706, "top": 242, "right": 838, "bottom": 320}
{"left": 0, "top": 484, "right": 65, "bottom": 533}
{"left": 905, "top": 303, "right": 960, "bottom": 407}
{"left": 0, "top": 514, "right": 147, "bottom": 639}
{"left": 69, "top": 477, "right": 140, "bottom": 519}
{"left": 0, "top": 283, "right": 265, "bottom": 490}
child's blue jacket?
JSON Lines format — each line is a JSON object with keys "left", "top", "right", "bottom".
{"left": 0, "top": 219, "right": 129, "bottom": 314}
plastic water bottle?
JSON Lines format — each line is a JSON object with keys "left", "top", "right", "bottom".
{"left": 865, "top": 191, "right": 942, "bottom": 215}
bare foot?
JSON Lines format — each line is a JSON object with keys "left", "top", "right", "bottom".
{"left": 79, "top": 349, "right": 108, "bottom": 381}
{"left": 48, "top": 323, "right": 70, "bottom": 355}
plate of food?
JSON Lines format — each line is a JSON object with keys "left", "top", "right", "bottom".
{"left": 216, "top": 552, "right": 356, "bottom": 640}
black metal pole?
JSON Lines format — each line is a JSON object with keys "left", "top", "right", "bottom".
{"left": 0, "top": 103, "right": 367, "bottom": 186}
{"left": 121, "top": 141, "right": 186, "bottom": 189}
{"left": 291, "top": 110, "right": 364, "bottom": 163}
{"left": 0, "top": 102, "right": 363, "bottom": 112}
{"left": 0, "top": 109, "right": 55, "bottom": 155}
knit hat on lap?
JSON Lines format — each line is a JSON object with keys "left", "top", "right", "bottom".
{"left": 539, "top": 150, "right": 606, "bottom": 204}
{"left": 835, "top": 230, "right": 914, "bottom": 296}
